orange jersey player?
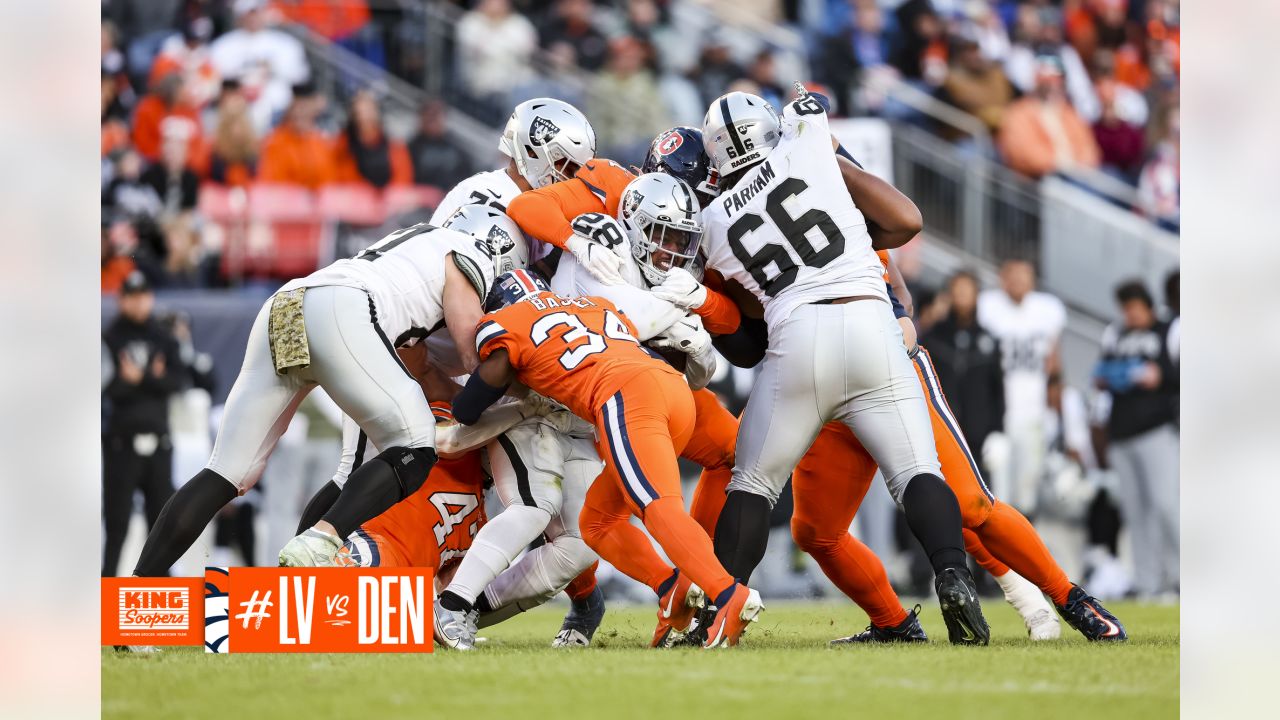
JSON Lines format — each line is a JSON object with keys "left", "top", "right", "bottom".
{"left": 452, "top": 270, "right": 763, "bottom": 648}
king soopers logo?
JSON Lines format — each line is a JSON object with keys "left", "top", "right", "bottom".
{"left": 119, "top": 587, "right": 190, "bottom": 630}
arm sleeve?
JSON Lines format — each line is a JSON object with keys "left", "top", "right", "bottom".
{"left": 435, "top": 399, "right": 529, "bottom": 457}
{"left": 452, "top": 373, "right": 510, "bottom": 426}
{"left": 507, "top": 180, "right": 603, "bottom": 251}
{"left": 711, "top": 316, "right": 769, "bottom": 368}
{"left": 693, "top": 286, "right": 742, "bottom": 335}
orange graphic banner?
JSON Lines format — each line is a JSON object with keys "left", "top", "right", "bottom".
{"left": 102, "top": 576, "right": 204, "bottom": 646}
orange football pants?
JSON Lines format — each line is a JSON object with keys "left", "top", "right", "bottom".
{"left": 578, "top": 369, "right": 737, "bottom": 601}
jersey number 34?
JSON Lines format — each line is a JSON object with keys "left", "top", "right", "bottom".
{"left": 530, "top": 310, "right": 638, "bottom": 370}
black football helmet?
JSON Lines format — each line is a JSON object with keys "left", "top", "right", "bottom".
{"left": 640, "top": 127, "right": 720, "bottom": 210}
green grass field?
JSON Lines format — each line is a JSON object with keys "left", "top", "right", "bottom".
{"left": 102, "top": 600, "right": 1178, "bottom": 720}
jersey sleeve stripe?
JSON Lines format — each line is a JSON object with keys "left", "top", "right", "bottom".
{"left": 475, "top": 320, "right": 508, "bottom": 353}
{"left": 579, "top": 177, "right": 608, "bottom": 201}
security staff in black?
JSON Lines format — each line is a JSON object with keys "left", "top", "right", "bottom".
{"left": 103, "top": 271, "right": 184, "bottom": 576}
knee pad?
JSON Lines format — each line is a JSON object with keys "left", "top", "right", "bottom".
{"left": 371, "top": 446, "right": 437, "bottom": 500}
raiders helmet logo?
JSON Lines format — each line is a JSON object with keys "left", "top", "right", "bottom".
{"left": 528, "top": 117, "right": 561, "bottom": 147}
{"left": 623, "top": 191, "right": 645, "bottom": 218}
{"left": 486, "top": 225, "right": 515, "bottom": 256}
{"left": 657, "top": 131, "right": 683, "bottom": 156}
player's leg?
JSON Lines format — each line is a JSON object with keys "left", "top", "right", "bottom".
{"left": 717, "top": 307, "right": 828, "bottom": 585}
{"left": 438, "top": 419, "right": 561, "bottom": 614}
{"left": 681, "top": 388, "right": 738, "bottom": 536}
{"left": 296, "top": 415, "right": 365, "bottom": 533}
{"left": 793, "top": 423, "right": 924, "bottom": 642}
{"left": 282, "top": 286, "right": 439, "bottom": 565}
{"left": 102, "top": 436, "right": 143, "bottom": 576}
{"left": 834, "top": 303, "right": 987, "bottom": 645}
{"left": 134, "top": 300, "right": 311, "bottom": 576}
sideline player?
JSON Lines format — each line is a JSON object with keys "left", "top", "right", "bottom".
{"left": 131, "top": 221, "right": 495, "bottom": 577}
{"left": 696, "top": 90, "right": 990, "bottom": 644}
{"left": 453, "top": 271, "right": 764, "bottom": 648}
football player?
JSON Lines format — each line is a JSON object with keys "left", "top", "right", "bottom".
{"left": 131, "top": 220, "right": 495, "bottom": 577}
{"left": 452, "top": 271, "right": 764, "bottom": 649}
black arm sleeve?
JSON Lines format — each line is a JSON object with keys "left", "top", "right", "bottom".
{"left": 451, "top": 373, "right": 510, "bottom": 426}
{"left": 886, "top": 282, "right": 908, "bottom": 319}
{"left": 712, "top": 316, "right": 769, "bottom": 369}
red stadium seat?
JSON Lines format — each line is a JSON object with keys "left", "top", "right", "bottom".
{"left": 197, "top": 183, "right": 244, "bottom": 223}
{"left": 248, "top": 183, "right": 318, "bottom": 222}
{"left": 384, "top": 185, "right": 446, "bottom": 217}
{"left": 317, "top": 183, "right": 385, "bottom": 226}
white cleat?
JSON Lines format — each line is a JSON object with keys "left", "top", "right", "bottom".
{"left": 551, "top": 628, "right": 591, "bottom": 648}
{"left": 278, "top": 528, "right": 342, "bottom": 567}
{"left": 996, "top": 570, "right": 1061, "bottom": 640}
{"left": 433, "top": 598, "right": 478, "bottom": 650}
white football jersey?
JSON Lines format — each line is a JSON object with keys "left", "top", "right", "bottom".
{"left": 977, "top": 289, "right": 1067, "bottom": 422}
{"left": 281, "top": 223, "right": 494, "bottom": 348}
{"left": 549, "top": 243, "right": 685, "bottom": 342}
{"left": 429, "top": 167, "right": 523, "bottom": 225}
{"left": 700, "top": 98, "right": 886, "bottom": 331}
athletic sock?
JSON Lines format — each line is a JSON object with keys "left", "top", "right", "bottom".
{"left": 712, "top": 490, "right": 773, "bottom": 583}
{"left": 655, "top": 570, "right": 680, "bottom": 599}
{"left": 446, "top": 504, "right": 550, "bottom": 604}
{"left": 564, "top": 563, "right": 600, "bottom": 605}
{"left": 975, "top": 501, "right": 1074, "bottom": 605}
{"left": 643, "top": 496, "right": 735, "bottom": 602}
{"left": 296, "top": 480, "right": 341, "bottom": 535}
{"left": 439, "top": 590, "right": 472, "bottom": 613}
{"left": 133, "top": 469, "right": 237, "bottom": 577}
{"left": 900, "top": 473, "right": 968, "bottom": 573}
{"left": 321, "top": 458, "right": 411, "bottom": 538}
{"left": 689, "top": 466, "right": 732, "bottom": 536}
{"left": 473, "top": 593, "right": 494, "bottom": 614}
{"left": 963, "top": 528, "right": 1011, "bottom": 577}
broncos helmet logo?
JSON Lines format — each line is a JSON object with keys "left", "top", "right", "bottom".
{"left": 528, "top": 117, "right": 561, "bottom": 147}
{"left": 657, "top": 130, "right": 683, "bottom": 156}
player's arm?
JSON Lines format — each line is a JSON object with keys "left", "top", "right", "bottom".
{"left": 837, "top": 155, "right": 922, "bottom": 250}
{"left": 436, "top": 396, "right": 540, "bottom": 457}
{"left": 442, "top": 252, "right": 487, "bottom": 372}
{"left": 452, "top": 348, "right": 516, "bottom": 425}
{"left": 649, "top": 267, "right": 742, "bottom": 335}
{"left": 508, "top": 180, "right": 625, "bottom": 284}
{"left": 648, "top": 313, "right": 717, "bottom": 390}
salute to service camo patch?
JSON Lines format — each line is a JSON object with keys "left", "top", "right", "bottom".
{"left": 268, "top": 287, "right": 311, "bottom": 375}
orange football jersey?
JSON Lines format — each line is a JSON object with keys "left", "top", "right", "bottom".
{"left": 506, "top": 158, "right": 635, "bottom": 249}
{"left": 475, "top": 291, "right": 681, "bottom": 420}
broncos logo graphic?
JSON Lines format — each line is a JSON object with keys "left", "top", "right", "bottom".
{"left": 528, "top": 117, "right": 561, "bottom": 147}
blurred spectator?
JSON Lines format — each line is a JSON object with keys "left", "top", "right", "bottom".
{"left": 408, "top": 99, "right": 474, "bottom": 190}
{"left": 209, "top": 81, "right": 260, "bottom": 186}
{"left": 1090, "top": 48, "right": 1148, "bottom": 126}
{"left": 142, "top": 117, "right": 201, "bottom": 218}
{"left": 509, "top": 41, "right": 588, "bottom": 110}
{"left": 891, "top": 0, "right": 948, "bottom": 87}
{"left": 688, "top": 36, "right": 744, "bottom": 110}
{"left": 1091, "top": 79, "right": 1145, "bottom": 181}
{"left": 1138, "top": 105, "right": 1179, "bottom": 230}
{"left": 1094, "top": 280, "right": 1179, "bottom": 598}
{"left": 1004, "top": 4, "right": 1098, "bottom": 121}
{"left": 149, "top": 14, "right": 221, "bottom": 110}
{"left": 938, "top": 35, "right": 1013, "bottom": 135}
{"left": 107, "top": 0, "right": 185, "bottom": 86}
{"left": 456, "top": 0, "right": 537, "bottom": 113}
{"left": 102, "top": 20, "right": 137, "bottom": 113}
{"left": 921, "top": 270, "right": 1006, "bottom": 464}
{"left": 258, "top": 83, "right": 335, "bottom": 188}
{"left": 131, "top": 70, "right": 204, "bottom": 166}
{"left": 965, "top": 0, "right": 1012, "bottom": 63}
{"left": 1064, "top": 0, "right": 1130, "bottom": 62}
{"left": 538, "top": 0, "right": 608, "bottom": 73}
{"left": 590, "top": 36, "right": 670, "bottom": 162}
{"left": 102, "top": 216, "right": 139, "bottom": 295}
{"left": 746, "top": 51, "right": 787, "bottom": 109}
{"left": 103, "top": 148, "right": 164, "bottom": 221}
{"left": 817, "top": 1, "right": 896, "bottom": 115}
{"left": 333, "top": 89, "right": 412, "bottom": 189}
{"left": 273, "top": 0, "right": 370, "bottom": 41}
{"left": 210, "top": 0, "right": 311, "bottom": 133}
{"left": 102, "top": 70, "right": 133, "bottom": 161}
{"left": 997, "top": 56, "right": 1100, "bottom": 179}
{"left": 157, "top": 215, "right": 214, "bottom": 288}
{"left": 978, "top": 259, "right": 1067, "bottom": 516}
{"left": 102, "top": 271, "right": 183, "bottom": 576}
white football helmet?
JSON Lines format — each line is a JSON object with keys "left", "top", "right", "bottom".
{"left": 701, "top": 91, "right": 781, "bottom": 177}
{"left": 442, "top": 204, "right": 530, "bottom": 275}
{"left": 617, "top": 173, "right": 703, "bottom": 287}
{"left": 499, "top": 99, "right": 596, "bottom": 188}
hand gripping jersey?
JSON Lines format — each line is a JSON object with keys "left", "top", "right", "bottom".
{"left": 280, "top": 222, "right": 495, "bottom": 348}
{"left": 429, "top": 167, "right": 523, "bottom": 225}
{"left": 475, "top": 291, "right": 681, "bottom": 421}
{"left": 699, "top": 98, "right": 887, "bottom": 331}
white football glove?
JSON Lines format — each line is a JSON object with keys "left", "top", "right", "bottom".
{"left": 566, "top": 213, "right": 626, "bottom": 286}
{"left": 520, "top": 391, "right": 568, "bottom": 419}
{"left": 649, "top": 266, "right": 707, "bottom": 310}
{"left": 648, "top": 313, "right": 711, "bottom": 356}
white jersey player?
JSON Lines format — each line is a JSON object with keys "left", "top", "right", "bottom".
{"left": 131, "top": 221, "right": 495, "bottom": 577}
{"left": 977, "top": 258, "right": 1067, "bottom": 515}
{"left": 697, "top": 90, "right": 990, "bottom": 644}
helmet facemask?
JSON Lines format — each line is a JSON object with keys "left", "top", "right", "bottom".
{"left": 625, "top": 210, "right": 702, "bottom": 287}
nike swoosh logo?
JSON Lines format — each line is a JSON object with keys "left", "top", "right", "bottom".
{"left": 1086, "top": 604, "right": 1121, "bottom": 637}
{"left": 960, "top": 624, "right": 976, "bottom": 642}
{"left": 662, "top": 587, "right": 677, "bottom": 618}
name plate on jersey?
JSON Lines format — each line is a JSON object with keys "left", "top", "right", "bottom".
{"left": 204, "top": 567, "right": 435, "bottom": 653}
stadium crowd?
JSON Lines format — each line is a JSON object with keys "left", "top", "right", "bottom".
{"left": 101, "top": 0, "right": 1179, "bottom": 601}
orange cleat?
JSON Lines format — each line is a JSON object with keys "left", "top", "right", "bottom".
{"left": 702, "top": 584, "right": 765, "bottom": 649}
{"left": 651, "top": 572, "right": 706, "bottom": 648}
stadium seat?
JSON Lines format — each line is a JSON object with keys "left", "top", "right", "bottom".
{"left": 384, "top": 185, "right": 446, "bottom": 217}
{"left": 197, "top": 183, "right": 245, "bottom": 223}
{"left": 317, "top": 183, "right": 386, "bottom": 226}
{"left": 248, "top": 183, "right": 319, "bottom": 222}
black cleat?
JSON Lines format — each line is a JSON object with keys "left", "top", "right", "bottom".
{"left": 552, "top": 585, "right": 606, "bottom": 647}
{"left": 669, "top": 605, "right": 717, "bottom": 648}
{"left": 1056, "top": 585, "right": 1127, "bottom": 641}
{"left": 831, "top": 605, "right": 928, "bottom": 645}
{"left": 935, "top": 567, "right": 990, "bottom": 646}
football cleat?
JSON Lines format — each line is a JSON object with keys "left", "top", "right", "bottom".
{"left": 433, "top": 597, "right": 479, "bottom": 651}
{"left": 998, "top": 571, "right": 1061, "bottom": 640}
{"left": 1056, "top": 585, "right": 1128, "bottom": 641}
{"left": 277, "top": 528, "right": 342, "bottom": 567}
{"left": 1024, "top": 608, "right": 1062, "bottom": 641}
{"left": 702, "top": 585, "right": 764, "bottom": 649}
{"left": 935, "top": 567, "right": 991, "bottom": 646}
{"left": 552, "top": 585, "right": 606, "bottom": 648}
{"left": 670, "top": 605, "right": 717, "bottom": 647}
{"left": 830, "top": 605, "right": 928, "bottom": 645}
{"left": 652, "top": 571, "right": 705, "bottom": 648}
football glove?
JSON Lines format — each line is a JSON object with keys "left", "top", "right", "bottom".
{"left": 648, "top": 313, "right": 711, "bottom": 357}
{"left": 567, "top": 213, "right": 626, "bottom": 286}
{"left": 649, "top": 266, "right": 707, "bottom": 310}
